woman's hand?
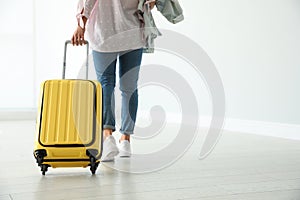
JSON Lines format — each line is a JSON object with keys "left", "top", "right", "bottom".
{"left": 150, "top": 1, "right": 155, "bottom": 9}
{"left": 71, "top": 26, "right": 86, "bottom": 46}
{"left": 71, "top": 15, "right": 87, "bottom": 46}
{"left": 146, "top": 0, "right": 156, "bottom": 10}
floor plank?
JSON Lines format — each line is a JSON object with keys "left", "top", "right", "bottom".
{"left": 1, "top": 120, "right": 300, "bottom": 200}
{"left": 0, "top": 195, "right": 11, "bottom": 200}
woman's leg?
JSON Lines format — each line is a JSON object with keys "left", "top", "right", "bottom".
{"left": 92, "top": 50, "right": 118, "bottom": 139}
{"left": 118, "top": 48, "right": 143, "bottom": 141}
{"left": 92, "top": 50, "right": 120, "bottom": 161}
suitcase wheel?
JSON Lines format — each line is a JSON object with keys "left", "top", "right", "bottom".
{"left": 89, "top": 157, "right": 99, "bottom": 175}
{"left": 87, "top": 149, "right": 99, "bottom": 175}
{"left": 41, "top": 164, "right": 49, "bottom": 175}
{"left": 34, "top": 149, "right": 47, "bottom": 166}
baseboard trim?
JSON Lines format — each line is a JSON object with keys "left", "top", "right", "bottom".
{"left": 137, "top": 111, "right": 300, "bottom": 141}
{"left": 224, "top": 118, "right": 300, "bottom": 141}
{"left": 1, "top": 109, "right": 299, "bottom": 141}
{"left": 0, "top": 109, "right": 37, "bottom": 121}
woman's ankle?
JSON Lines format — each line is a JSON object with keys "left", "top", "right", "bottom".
{"left": 120, "top": 134, "right": 130, "bottom": 142}
{"left": 103, "top": 129, "right": 113, "bottom": 139}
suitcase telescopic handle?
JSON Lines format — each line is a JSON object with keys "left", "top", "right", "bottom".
{"left": 63, "top": 40, "right": 89, "bottom": 80}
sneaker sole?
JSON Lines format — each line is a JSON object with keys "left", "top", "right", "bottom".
{"left": 101, "top": 150, "right": 119, "bottom": 162}
{"left": 119, "top": 151, "right": 131, "bottom": 157}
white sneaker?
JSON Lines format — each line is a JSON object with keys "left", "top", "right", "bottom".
{"left": 101, "top": 136, "right": 119, "bottom": 162}
{"left": 119, "top": 140, "right": 131, "bottom": 157}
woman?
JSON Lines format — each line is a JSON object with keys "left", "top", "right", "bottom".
{"left": 72, "top": 0, "right": 155, "bottom": 162}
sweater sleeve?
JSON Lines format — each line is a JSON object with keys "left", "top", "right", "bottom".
{"left": 77, "top": 0, "right": 97, "bottom": 19}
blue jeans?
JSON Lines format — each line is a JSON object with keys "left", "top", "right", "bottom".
{"left": 92, "top": 48, "right": 143, "bottom": 135}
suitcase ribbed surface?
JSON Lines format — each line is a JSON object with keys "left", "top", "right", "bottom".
{"left": 39, "top": 80, "right": 95, "bottom": 146}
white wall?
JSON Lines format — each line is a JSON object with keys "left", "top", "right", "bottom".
{"left": 0, "top": 0, "right": 34, "bottom": 108}
{"left": 151, "top": 0, "right": 300, "bottom": 125}
{"left": 0, "top": 0, "right": 299, "bottom": 125}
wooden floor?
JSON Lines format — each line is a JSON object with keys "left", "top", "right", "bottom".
{"left": 1, "top": 120, "right": 300, "bottom": 200}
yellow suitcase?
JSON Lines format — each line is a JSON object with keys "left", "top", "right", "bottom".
{"left": 34, "top": 41, "right": 102, "bottom": 175}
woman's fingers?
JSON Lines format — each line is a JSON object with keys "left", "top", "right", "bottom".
{"left": 145, "top": 0, "right": 156, "bottom": 9}
{"left": 71, "top": 27, "right": 85, "bottom": 46}
{"left": 150, "top": 1, "right": 155, "bottom": 9}
{"left": 72, "top": 33, "right": 79, "bottom": 46}
{"left": 71, "top": 32, "right": 77, "bottom": 45}
{"left": 80, "top": 35, "right": 85, "bottom": 46}
{"left": 71, "top": 35, "right": 75, "bottom": 45}
{"left": 77, "top": 35, "right": 81, "bottom": 45}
